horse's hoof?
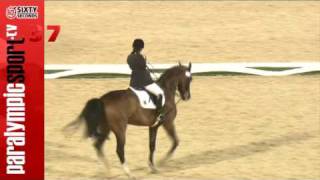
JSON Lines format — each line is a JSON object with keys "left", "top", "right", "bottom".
{"left": 148, "top": 162, "right": 159, "bottom": 174}
{"left": 158, "top": 153, "right": 173, "bottom": 166}
{"left": 128, "top": 175, "right": 137, "bottom": 180}
{"left": 149, "top": 164, "right": 159, "bottom": 174}
{"left": 158, "top": 158, "right": 169, "bottom": 166}
{"left": 150, "top": 168, "right": 159, "bottom": 174}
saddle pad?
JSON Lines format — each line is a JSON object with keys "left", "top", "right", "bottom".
{"left": 129, "top": 87, "right": 156, "bottom": 109}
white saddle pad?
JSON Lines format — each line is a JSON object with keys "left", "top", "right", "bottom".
{"left": 129, "top": 87, "right": 156, "bottom": 109}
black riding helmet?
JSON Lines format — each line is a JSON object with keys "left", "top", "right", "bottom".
{"left": 132, "top": 39, "right": 144, "bottom": 50}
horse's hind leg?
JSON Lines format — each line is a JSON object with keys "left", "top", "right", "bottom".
{"left": 94, "top": 133, "right": 110, "bottom": 169}
{"left": 114, "top": 128, "right": 135, "bottom": 179}
{"left": 161, "top": 122, "right": 179, "bottom": 163}
{"left": 93, "top": 122, "right": 110, "bottom": 156}
{"left": 94, "top": 133, "right": 107, "bottom": 157}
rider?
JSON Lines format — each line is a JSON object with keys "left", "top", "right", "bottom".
{"left": 127, "top": 38, "right": 165, "bottom": 120}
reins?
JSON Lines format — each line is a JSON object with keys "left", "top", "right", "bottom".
{"left": 146, "top": 58, "right": 158, "bottom": 79}
{"left": 150, "top": 93, "right": 181, "bottom": 128}
{"left": 147, "top": 59, "right": 181, "bottom": 105}
{"left": 145, "top": 57, "right": 183, "bottom": 127}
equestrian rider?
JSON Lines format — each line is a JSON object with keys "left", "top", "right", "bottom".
{"left": 127, "top": 39, "right": 165, "bottom": 120}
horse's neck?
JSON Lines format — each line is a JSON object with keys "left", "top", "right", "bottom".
{"left": 159, "top": 78, "right": 177, "bottom": 103}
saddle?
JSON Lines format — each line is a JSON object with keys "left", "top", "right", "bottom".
{"left": 129, "top": 87, "right": 158, "bottom": 109}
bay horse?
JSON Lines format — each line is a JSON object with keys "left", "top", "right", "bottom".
{"left": 65, "top": 62, "right": 192, "bottom": 179}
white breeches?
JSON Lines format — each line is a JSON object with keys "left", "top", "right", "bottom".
{"left": 145, "top": 83, "right": 164, "bottom": 98}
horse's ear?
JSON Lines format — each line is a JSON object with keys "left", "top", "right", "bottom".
{"left": 178, "top": 61, "right": 182, "bottom": 67}
{"left": 188, "top": 62, "right": 192, "bottom": 71}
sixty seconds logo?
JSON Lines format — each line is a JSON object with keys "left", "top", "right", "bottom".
{"left": 6, "top": 6, "right": 38, "bottom": 19}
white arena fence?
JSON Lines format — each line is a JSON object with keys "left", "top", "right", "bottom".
{"left": 45, "top": 62, "right": 320, "bottom": 79}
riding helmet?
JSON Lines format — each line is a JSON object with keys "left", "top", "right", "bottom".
{"left": 132, "top": 39, "right": 144, "bottom": 49}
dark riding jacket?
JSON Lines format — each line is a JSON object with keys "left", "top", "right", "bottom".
{"left": 127, "top": 53, "right": 153, "bottom": 89}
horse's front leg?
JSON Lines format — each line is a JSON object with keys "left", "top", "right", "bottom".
{"left": 148, "top": 126, "right": 159, "bottom": 173}
{"left": 160, "top": 121, "right": 179, "bottom": 164}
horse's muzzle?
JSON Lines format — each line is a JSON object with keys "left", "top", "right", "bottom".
{"left": 182, "top": 92, "right": 191, "bottom": 100}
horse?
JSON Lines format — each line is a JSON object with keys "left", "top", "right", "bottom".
{"left": 64, "top": 62, "right": 193, "bottom": 179}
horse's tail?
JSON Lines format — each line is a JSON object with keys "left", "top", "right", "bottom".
{"left": 63, "top": 98, "right": 110, "bottom": 140}
{"left": 80, "top": 98, "right": 110, "bottom": 139}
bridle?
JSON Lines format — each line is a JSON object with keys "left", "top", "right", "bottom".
{"left": 146, "top": 60, "right": 191, "bottom": 127}
{"left": 146, "top": 60, "right": 182, "bottom": 105}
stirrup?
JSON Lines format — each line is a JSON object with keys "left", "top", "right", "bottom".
{"left": 151, "top": 114, "right": 164, "bottom": 127}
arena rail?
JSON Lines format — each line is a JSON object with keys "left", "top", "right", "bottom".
{"left": 45, "top": 62, "right": 320, "bottom": 79}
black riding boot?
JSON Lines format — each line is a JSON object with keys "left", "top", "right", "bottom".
{"left": 156, "top": 95, "right": 165, "bottom": 121}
